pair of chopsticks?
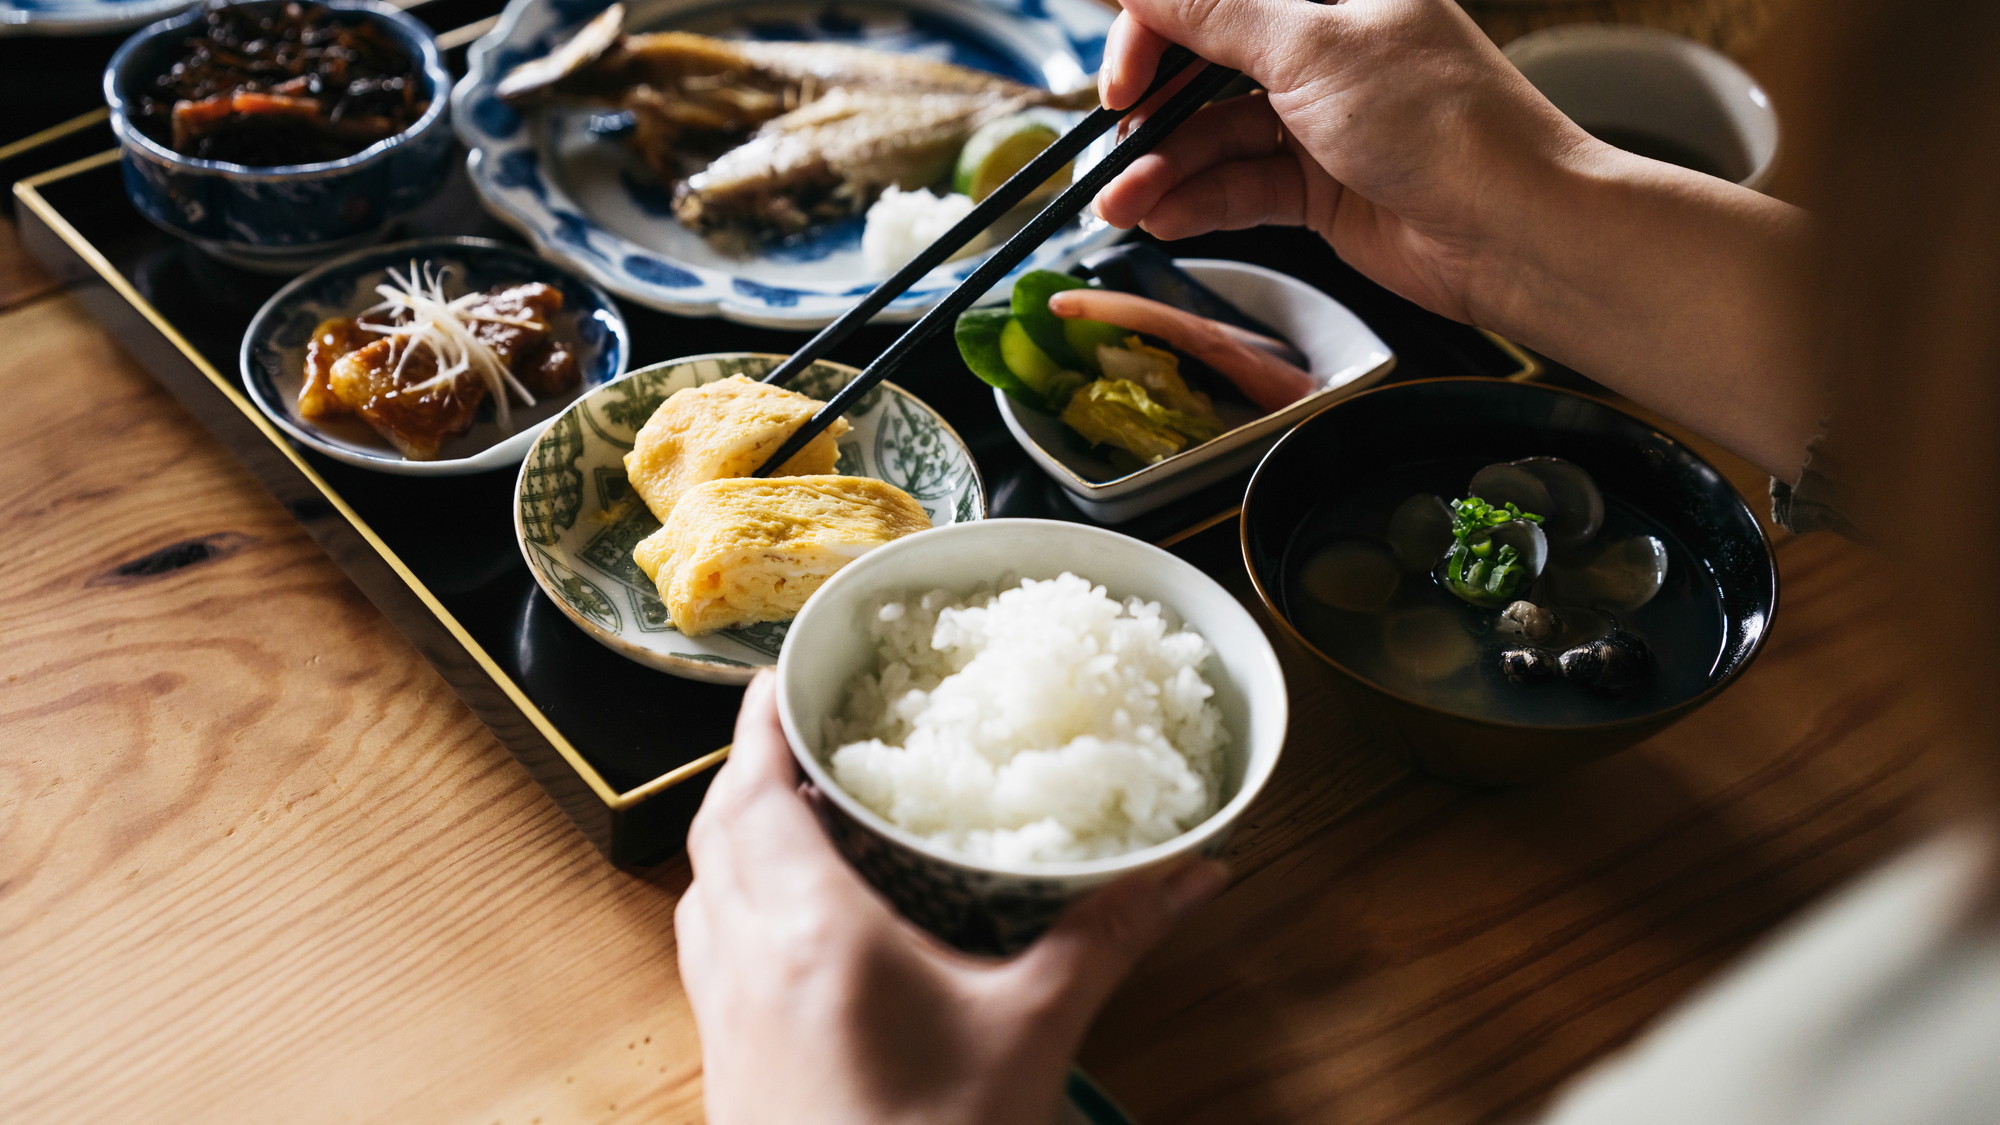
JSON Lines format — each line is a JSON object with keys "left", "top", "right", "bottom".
{"left": 751, "top": 47, "right": 1239, "bottom": 477}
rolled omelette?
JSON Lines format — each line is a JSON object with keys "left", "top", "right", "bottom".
{"left": 624, "top": 375, "right": 852, "bottom": 523}
{"left": 632, "top": 475, "right": 931, "bottom": 635}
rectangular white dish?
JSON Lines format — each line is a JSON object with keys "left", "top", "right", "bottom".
{"left": 997, "top": 257, "right": 1397, "bottom": 521}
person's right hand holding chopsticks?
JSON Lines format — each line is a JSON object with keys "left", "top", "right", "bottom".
{"left": 1095, "top": 0, "right": 1826, "bottom": 484}
{"left": 1096, "top": 0, "right": 1585, "bottom": 327}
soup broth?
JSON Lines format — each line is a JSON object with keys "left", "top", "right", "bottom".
{"left": 1281, "top": 458, "right": 1727, "bottom": 727}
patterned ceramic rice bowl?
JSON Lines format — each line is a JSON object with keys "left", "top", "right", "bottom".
{"left": 515, "top": 352, "right": 985, "bottom": 683}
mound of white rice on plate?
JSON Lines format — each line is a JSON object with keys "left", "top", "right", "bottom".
{"left": 826, "top": 573, "right": 1227, "bottom": 865}
{"left": 860, "top": 186, "right": 979, "bottom": 276}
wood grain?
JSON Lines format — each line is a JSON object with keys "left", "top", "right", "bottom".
{"left": 0, "top": 294, "right": 708, "bottom": 1124}
{"left": 1084, "top": 531, "right": 1950, "bottom": 1125}
{"left": 0, "top": 287, "right": 1948, "bottom": 1125}
{"left": 0, "top": 217, "right": 58, "bottom": 311}
{"left": 0, "top": 3, "right": 1952, "bottom": 1120}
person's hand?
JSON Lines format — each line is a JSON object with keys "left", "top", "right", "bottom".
{"left": 1093, "top": 0, "right": 1594, "bottom": 327}
{"left": 676, "top": 671, "right": 1229, "bottom": 1125}
{"left": 1091, "top": 0, "right": 1824, "bottom": 483}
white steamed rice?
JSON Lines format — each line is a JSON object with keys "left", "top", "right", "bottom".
{"left": 826, "top": 573, "right": 1227, "bottom": 865}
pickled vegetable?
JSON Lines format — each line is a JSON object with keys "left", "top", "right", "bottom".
{"left": 1060, "top": 379, "right": 1222, "bottom": 464}
{"left": 1093, "top": 336, "right": 1216, "bottom": 421}
{"left": 1011, "top": 270, "right": 1091, "bottom": 368}
{"left": 953, "top": 308, "right": 1036, "bottom": 404}
{"left": 999, "top": 319, "right": 1085, "bottom": 408}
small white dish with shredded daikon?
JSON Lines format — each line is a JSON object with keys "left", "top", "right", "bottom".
{"left": 241, "top": 236, "right": 630, "bottom": 476}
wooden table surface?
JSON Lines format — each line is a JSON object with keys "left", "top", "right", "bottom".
{"left": 0, "top": 8, "right": 1952, "bottom": 1123}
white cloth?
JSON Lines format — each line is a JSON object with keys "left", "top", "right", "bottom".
{"left": 1539, "top": 829, "right": 2000, "bottom": 1125}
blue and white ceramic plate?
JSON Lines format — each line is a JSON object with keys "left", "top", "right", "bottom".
{"left": 0, "top": 0, "right": 193, "bottom": 37}
{"left": 454, "top": 0, "right": 1121, "bottom": 329}
{"left": 242, "top": 237, "right": 631, "bottom": 476}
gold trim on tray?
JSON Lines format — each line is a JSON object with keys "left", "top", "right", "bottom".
{"left": 0, "top": 108, "right": 111, "bottom": 166}
{"left": 11, "top": 140, "right": 1545, "bottom": 820}
{"left": 1482, "top": 329, "right": 1545, "bottom": 381}
{"left": 15, "top": 153, "right": 649, "bottom": 808}
{"left": 20, "top": 146, "right": 120, "bottom": 185}
{"left": 1154, "top": 507, "right": 1243, "bottom": 551}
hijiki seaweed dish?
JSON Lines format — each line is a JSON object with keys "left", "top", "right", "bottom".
{"left": 136, "top": 1, "right": 428, "bottom": 165}
{"left": 1285, "top": 456, "right": 1726, "bottom": 725}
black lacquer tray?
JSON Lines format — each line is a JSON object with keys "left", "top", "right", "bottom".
{"left": 14, "top": 68, "right": 1535, "bottom": 863}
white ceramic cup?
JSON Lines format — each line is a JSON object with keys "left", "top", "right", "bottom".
{"left": 1504, "top": 24, "right": 1780, "bottom": 191}
{"left": 775, "top": 519, "right": 1289, "bottom": 954}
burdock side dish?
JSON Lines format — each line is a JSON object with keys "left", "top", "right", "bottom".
{"left": 136, "top": 1, "right": 430, "bottom": 166}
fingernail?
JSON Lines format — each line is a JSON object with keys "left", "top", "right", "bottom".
{"left": 1091, "top": 191, "right": 1125, "bottom": 229}
{"left": 1099, "top": 21, "right": 1123, "bottom": 108}
{"left": 1161, "top": 858, "right": 1229, "bottom": 918}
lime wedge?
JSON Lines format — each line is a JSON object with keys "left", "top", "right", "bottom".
{"left": 955, "top": 112, "right": 1071, "bottom": 204}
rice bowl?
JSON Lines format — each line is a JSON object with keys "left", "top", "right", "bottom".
{"left": 776, "top": 518, "right": 1288, "bottom": 951}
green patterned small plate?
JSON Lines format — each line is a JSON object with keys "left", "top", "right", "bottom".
{"left": 514, "top": 352, "right": 987, "bottom": 684}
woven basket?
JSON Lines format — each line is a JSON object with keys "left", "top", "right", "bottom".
{"left": 1462, "top": 0, "right": 1781, "bottom": 54}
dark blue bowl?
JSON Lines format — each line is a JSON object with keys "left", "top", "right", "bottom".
{"left": 1241, "top": 378, "right": 1779, "bottom": 784}
{"left": 105, "top": 0, "right": 454, "bottom": 274}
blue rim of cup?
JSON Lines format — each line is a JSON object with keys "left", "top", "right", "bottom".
{"left": 103, "top": 0, "right": 452, "bottom": 181}
{"left": 1, "top": 0, "right": 197, "bottom": 36}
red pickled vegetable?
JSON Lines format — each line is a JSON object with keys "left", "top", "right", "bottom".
{"left": 1046, "top": 289, "right": 1318, "bottom": 413}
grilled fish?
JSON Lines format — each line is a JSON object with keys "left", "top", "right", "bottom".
{"left": 674, "top": 88, "right": 1038, "bottom": 241}
{"left": 498, "top": 4, "right": 1095, "bottom": 242}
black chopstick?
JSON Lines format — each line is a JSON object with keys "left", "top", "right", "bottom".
{"left": 753, "top": 59, "right": 1241, "bottom": 477}
{"left": 759, "top": 46, "right": 1200, "bottom": 390}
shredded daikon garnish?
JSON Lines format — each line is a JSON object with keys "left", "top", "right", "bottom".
{"left": 362, "top": 261, "right": 541, "bottom": 431}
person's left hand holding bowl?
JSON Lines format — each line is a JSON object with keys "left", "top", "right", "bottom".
{"left": 677, "top": 672, "right": 1228, "bottom": 1125}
